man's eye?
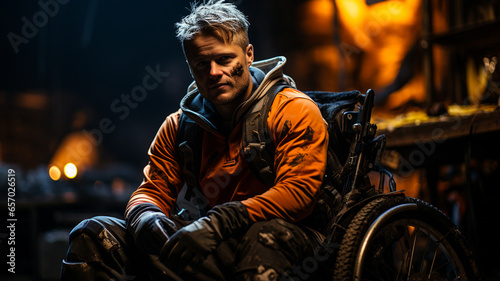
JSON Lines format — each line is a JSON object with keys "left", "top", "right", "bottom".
{"left": 196, "top": 61, "right": 208, "bottom": 68}
{"left": 218, "top": 56, "right": 232, "bottom": 63}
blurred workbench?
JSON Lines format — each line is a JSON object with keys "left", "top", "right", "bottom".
{"left": 377, "top": 104, "right": 500, "bottom": 148}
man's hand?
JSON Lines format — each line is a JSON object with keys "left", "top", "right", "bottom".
{"left": 160, "top": 201, "right": 250, "bottom": 271}
{"left": 126, "top": 203, "right": 177, "bottom": 255}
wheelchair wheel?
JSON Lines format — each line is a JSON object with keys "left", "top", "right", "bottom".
{"left": 333, "top": 196, "right": 481, "bottom": 281}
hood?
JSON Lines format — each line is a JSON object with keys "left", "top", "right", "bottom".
{"left": 180, "top": 56, "right": 295, "bottom": 135}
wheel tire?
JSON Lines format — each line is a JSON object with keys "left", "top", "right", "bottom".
{"left": 333, "top": 196, "right": 481, "bottom": 281}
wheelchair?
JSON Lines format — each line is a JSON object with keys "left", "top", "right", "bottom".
{"left": 317, "top": 89, "right": 482, "bottom": 281}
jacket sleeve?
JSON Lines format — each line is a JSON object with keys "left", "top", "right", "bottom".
{"left": 241, "top": 88, "right": 329, "bottom": 223}
{"left": 125, "top": 109, "right": 185, "bottom": 218}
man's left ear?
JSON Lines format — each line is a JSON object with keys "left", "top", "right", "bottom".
{"left": 246, "top": 44, "right": 254, "bottom": 65}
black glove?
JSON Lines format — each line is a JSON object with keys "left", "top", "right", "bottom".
{"left": 126, "top": 203, "right": 178, "bottom": 255}
{"left": 160, "top": 201, "right": 250, "bottom": 271}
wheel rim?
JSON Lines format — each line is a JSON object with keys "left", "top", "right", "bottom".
{"left": 353, "top": 205, "right": 467, "bottom": 281}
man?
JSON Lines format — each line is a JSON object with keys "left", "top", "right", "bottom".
{"left": 60, "top": 1, "right": 329, "bottom": 280}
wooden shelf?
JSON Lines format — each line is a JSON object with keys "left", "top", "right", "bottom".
{"left": 429, "top": 20, "right": 500, "bottom": 50}
{"left": 378, "top": 110, "right": 500, "bottom": 148}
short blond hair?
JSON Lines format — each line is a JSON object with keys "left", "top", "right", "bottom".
{"left": 175, "top": 0, "right": 250, "bottom": 50}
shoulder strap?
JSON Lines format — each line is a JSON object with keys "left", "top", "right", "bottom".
{"left": 241, "top": 80, "right": 291, "bottom": 188}
{"left": 176, "top": 113, "right": 210, "bottom": 218}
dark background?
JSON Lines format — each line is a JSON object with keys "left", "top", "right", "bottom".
{"left": 0, "top": 0, "right": 280, "bottom": 169}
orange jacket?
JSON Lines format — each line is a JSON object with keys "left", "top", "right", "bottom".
{"left": 126, "top": 57, "right": 328, "bottom": 223}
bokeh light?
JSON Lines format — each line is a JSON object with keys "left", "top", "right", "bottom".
{"left": 64, "top": 163, "right": 78, "bottom": 179}
{"left": 48, "top": 166, "right": 61, "bottom": 181}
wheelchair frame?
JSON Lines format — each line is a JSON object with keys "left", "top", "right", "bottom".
{"left": 322, "top": 89, "right": 482, "bottom": 281}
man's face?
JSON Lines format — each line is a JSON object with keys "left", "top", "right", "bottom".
{"left": 184, "top": 33, "right": 254, "bottom": 110}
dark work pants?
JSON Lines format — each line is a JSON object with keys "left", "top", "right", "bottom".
{"left": 60, "top": 216, "right": 327, "bottom": 281}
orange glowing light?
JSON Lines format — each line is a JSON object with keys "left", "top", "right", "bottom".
{"left": 49, "top": 166, "right": 61, "bottom": 181}
{"left": 64, "top": 163, "right": 78, "bottom": 179}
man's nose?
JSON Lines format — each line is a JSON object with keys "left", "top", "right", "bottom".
{"left": 209, "top": 61, "right": 223, "bottom": 77}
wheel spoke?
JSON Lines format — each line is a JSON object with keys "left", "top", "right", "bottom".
{"left": 418, "top": 231, "right": 431, "bottom": 275}
{"left": 396, "top": 226, "right": 412, "bottom": 279}
{"left": 428, "top": 243, "right": 439, "bottom": 279}
{"left": 406, "top": 227, "right": 418, "bottom": 280}
{"left": 364, "top": 232, "right": 396, "bottom": 280}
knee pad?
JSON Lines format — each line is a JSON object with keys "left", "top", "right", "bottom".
{"left": 63, "top": 217, "right": 132, "bottom": 280}
{"left": 69, "top": 216, "right": 123, "bottom": 254}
